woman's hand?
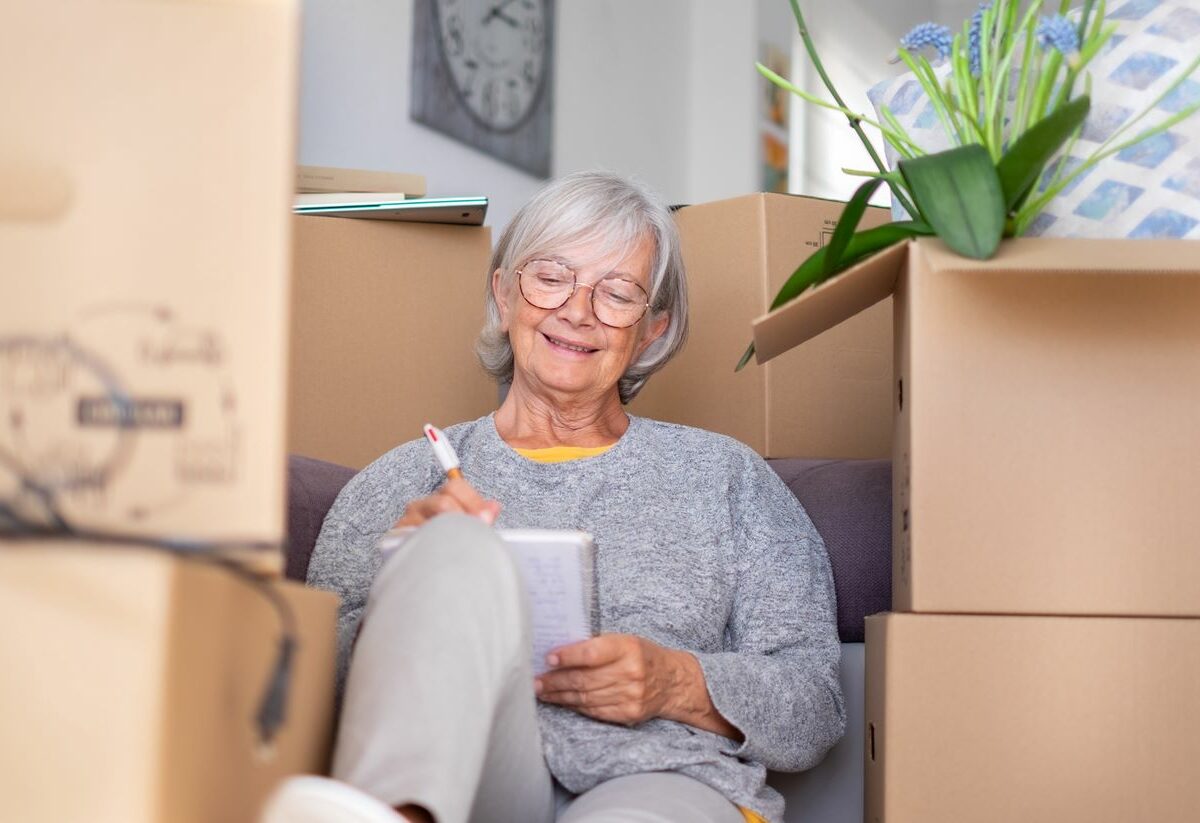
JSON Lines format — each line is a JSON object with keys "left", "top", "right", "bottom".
{"left": 394, "top": 477, "right": 501, "bottom": 528}
{"left": 534, "top": 633, "right": 742, "bottom": 740}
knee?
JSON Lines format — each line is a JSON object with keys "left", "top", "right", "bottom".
{"left": 373, "top": 513, "right": 523, "bottom": 616}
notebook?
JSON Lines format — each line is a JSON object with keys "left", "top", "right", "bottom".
{"left": 378, "top": 527, "right": 596, "bottom": 675}
{"left": 293, "top": 195, "right": 488, "bottom": 226}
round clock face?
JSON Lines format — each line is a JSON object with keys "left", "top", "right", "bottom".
{"left": 434, "top": 0, "right": 548, "bottom": 133}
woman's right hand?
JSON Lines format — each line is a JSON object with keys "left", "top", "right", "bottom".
{"left": 394, "top": 478, "right": 501, "bottom": 528}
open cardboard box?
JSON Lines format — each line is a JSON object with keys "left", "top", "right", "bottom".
{"left": 755, "top": 237, "right": 1200, "bottom": 616}
{"left": 630, "top": 193, "right": 894, "bottom": 459}
{"left": 865, "top": 612, "right": 1200, "bottom": 822}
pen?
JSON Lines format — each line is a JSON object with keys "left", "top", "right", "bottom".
{"left": 423, "top": 423, "right": 463, "bottom": 480}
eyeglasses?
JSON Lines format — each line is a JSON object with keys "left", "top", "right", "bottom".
{"left": 516, "top": 259, "right": 650, "bottom": 329}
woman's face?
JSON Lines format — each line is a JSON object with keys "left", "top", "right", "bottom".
{"left": 493, "top": 234, "right": 668, "bottom": 405}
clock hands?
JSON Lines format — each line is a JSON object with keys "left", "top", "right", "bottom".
{"left": 481, "top": 0, "right": 521, "bottom": 28}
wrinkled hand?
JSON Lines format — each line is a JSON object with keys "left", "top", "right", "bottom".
{"left": 394, "top": 477, "right": 501, "bottom": 528}
{"left": 533, "top": 634, "right": 687, "bottom": 727}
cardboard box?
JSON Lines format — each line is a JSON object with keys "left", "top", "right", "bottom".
{"left": 755, "top": 237, "right": 1200, "bottom": 616}
{"left": 865, "top": 612, "right": 1200, "bottom": 822}
{"left": 629, "top": 193, "right": 894, "bottom": 458}
{"left": 0, "top": 544, "right": 338, "bottom": 823}
{"left": 0, "top": 2, "right": 299, "bottom": 568}
{"left": 288, "top": 216, "right": 498, "bottom": 469}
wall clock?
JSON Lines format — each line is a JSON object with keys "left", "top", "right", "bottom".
{"left": 411, "top": 0, "right": 554, "bottom": 178}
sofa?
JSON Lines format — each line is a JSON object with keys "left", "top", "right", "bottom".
{"left": 285, "top": 454, "right": 892, "bottom": 823}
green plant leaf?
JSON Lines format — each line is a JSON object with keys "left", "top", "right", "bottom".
{"left": 997, "top": 95, "right": 1091, "bottom": 211}
{"left": 823, "top": 177, "right": 885, "bottom": 277}
{"left": 735, "top": 220, "right": 935, "bottom": 372}
{"left": 899, "top": 145, "right": 1005, "bottom": 259}
{"left": 771, "top": 220, "right": 933, "bottom": 310}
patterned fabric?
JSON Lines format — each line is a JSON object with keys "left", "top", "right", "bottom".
{"left": 867, "top": 0, "right": 1200, "bottom": 238}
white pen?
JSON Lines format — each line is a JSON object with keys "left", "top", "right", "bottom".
{"left": 423, "top": 423, "right": 463, "bottom": 481}
{"left": 380, "top": 424, "right": 465, "bottom": 557}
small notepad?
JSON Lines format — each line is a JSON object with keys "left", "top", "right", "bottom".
{"left": 378, "top": 526, "right": 596, "bottom": 675}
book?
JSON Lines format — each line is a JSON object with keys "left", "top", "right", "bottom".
{"left": 296, "top": 164, "right": 427, "bottom": 197}
{"left": 293, "top": 195, "right": 487, "bottom": 226}
{"left": 294, "top": 192, "right": 408, "bottom": 207}
{"left": 377, "top": 528, "right": 596, "bottom": 675}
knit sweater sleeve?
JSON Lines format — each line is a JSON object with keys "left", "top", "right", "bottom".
{"left": 690, "top": 453, "right": 846, "bottom": 772}
{"left": 305, "top": 438, "right": 440, "bottom": 693}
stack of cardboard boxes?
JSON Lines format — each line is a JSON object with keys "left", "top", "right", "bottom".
{"left": 754, "top": 235, "right": 1200, "bottom": 821}
{"left": 2, "top": 3, "right": 338, "bottom": 821}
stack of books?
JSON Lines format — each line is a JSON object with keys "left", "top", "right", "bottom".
{"left": 293, "top": 165, "right": 486, "bottom": 225}
{"left": 295, "top": 164, "right": 427, "bottom": 207}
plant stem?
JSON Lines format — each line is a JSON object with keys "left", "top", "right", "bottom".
{"left": 878, "top": 106, "right": 922, "bottom": 158}
{"left": 979, "top": 1, "right": 996, "bottom": 150}
{"left": 1011, "top": 7, "right": 1039, "bottom": 140}
{"left": 786, "top": 0, "right": 919, "bottom": 217}
{"left": 756, "top": 63, "right": 923, "bottom": 154}
{"left": 1077, "top": 0, "right": 1098, "bottom": 41}
{"left": 1005, "top": 1, "right": 1047, "bottom": 143}
{"left": 1029, "top": 50, "right": 1064, "bottom": 124}
{"left": 897, "top": 49, "right": 964, "bottom": 145}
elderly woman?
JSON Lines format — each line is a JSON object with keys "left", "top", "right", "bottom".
{"left": 263, "top": 172, "right": 844, "bottom": 823}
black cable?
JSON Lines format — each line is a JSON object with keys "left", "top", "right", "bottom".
{"left": 0, "top": 331, "right": 297, "bottom": 749}
{"left": 1, "top": 519, "right": 297, "bottom": 751}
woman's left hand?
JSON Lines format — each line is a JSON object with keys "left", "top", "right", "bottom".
{"left": 534, "top": 634, "right": 742, "bottom": 741}
{"left": 534, "top": 633, "right": 682, "bottom": 726}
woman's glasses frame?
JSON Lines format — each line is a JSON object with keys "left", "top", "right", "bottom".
{"left": 515, "top": 259, "right": 650, "bottom": 329}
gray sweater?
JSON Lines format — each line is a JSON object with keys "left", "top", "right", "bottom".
{"left": 307, "top": 414, "right": 845, "bottom": 822}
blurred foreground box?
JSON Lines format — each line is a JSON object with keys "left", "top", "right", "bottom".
{"left": 288, "top": 215, "right": 497, "bottom": 469}
{"left": 865, "top": 612, "right": 1200, "bottom": 822}
{"left": 0, "top": 0, "right": 300, "bottom": 573}
{"left": 631, "top": 193, "right": 894, "bottom": 459}
{"left": 0, "top": 544, "right": 338, "bottom": 823}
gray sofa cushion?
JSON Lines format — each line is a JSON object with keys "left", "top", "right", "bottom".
{"left": 284, "top": 454, "right": 892, "bottom": 642}
{"left": 286, "top": 455, "right": 356, "bottom": 582}
{"left": 768, "top": 459, "right": 892, "bottom": 643}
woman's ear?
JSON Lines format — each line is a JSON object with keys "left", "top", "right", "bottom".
{"left": 637, "top": 311, "right": 670, "bottom": 357}
{"left": 491, "top": 269, "right": 510, "bottom": 332}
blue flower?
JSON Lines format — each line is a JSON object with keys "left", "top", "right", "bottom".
{"left": 900, "top": 22, "right": 954, "bottom": 61}
{"left": 968, "top": 3, "right": 991, "bottom": 77}
{"left": 1037, "top": 15, "right": 1079, "bottom": 56}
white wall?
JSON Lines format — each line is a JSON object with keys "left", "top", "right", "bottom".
{"left": 552, "top": 1, "right": 694, "bottom": 205}
{"left": 298, "top": 0, "right": 547, "bottom": 235}
{"left": 686, "top": 4, "right": 758, "bottom": 204}
{"left": 787, "top": 0, "right": 937, "bottom": 201}
{"left": 298, "top": 1, "right": 976, "bottom": 227}
{"left": 299, "top": 1, "right": 761, "bottom": 234}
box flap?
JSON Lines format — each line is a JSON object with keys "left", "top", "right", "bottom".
{"left": 918, "top": 236, "right": 1200, "bottom": 273}
{"left": 751, "top": 239, "right": 910, "bottom": 363}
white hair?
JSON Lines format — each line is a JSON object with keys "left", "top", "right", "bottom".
{"left": 476, "top": 170, "right": 689, "bottom": 404}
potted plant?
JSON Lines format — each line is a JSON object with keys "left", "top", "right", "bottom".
{"left": 738, "top": 0, "right": 1200, "bottom": 369}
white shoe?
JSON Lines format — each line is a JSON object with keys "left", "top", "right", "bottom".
{"left": 260, "top": 776, "right": 407, "bottom": 822}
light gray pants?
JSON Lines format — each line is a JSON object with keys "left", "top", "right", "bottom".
{"left": 332, "top": 514, "right": 744, "bottom": 823}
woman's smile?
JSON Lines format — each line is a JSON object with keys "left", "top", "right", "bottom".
{"left": 540, "top": 331, "right": 601, "bottom": 356}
